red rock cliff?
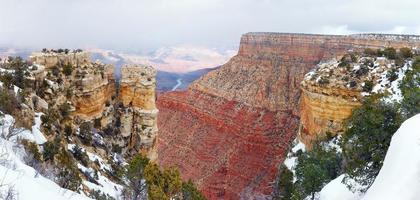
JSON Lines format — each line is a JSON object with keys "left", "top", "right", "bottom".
{"left": 157, "top": 33, "right": 420, "bottom": 199}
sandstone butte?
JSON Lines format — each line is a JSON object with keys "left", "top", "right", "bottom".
{"left": 157, "top": 32, "right": 420, "bottom": 199}
{"left": 30, "top": 52, "right": 159, "bottom": 160}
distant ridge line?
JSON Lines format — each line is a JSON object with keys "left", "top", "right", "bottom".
{"left": 243, "top": 32, "right": 420, "bottom": 40}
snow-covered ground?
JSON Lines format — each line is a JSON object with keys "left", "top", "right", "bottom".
{"left": 371, "top": 60, "right": 411, "bottom": 102}
{"left": 362, "top": 114, "right": 420, "bottom": 200}
{"left": 316, "top": 175, "right": 362, "bottom": 200}
{"left": 313, "top": 114, "right": 420, "bottom": 200}
{"left": 68, "top": 144, "right": 123, "bottom": 198}
{"left": 31, "top": 112, "right": 47, "bottom": 144}
{"left": 0, "top": 113, "right": 91, "bottom": 200}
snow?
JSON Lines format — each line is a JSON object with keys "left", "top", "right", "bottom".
{"left": 292, "top": 141, "right": 306, "bottom": 153}
{"left": 316, "top": 175, "right": 362, "bottom": 200}
{"left": 68, "top": 144, "right": 123, "bottom": 198}
{"left": 13, "top": 85, "right": 20, "bottom": 95}
{"left": 31, "top": 112, "right": 47, "bottom": 144}
{"left": 353, "top": 65, "right": 360, "bottom": 71}
{"left": 0, "top": 113, "right": 37, "bottom": 144}
{"left": 0, "top": 164, "right": 90, "bottom": 200}
{"left": 326, "top": 136, "right": 342, "bottom": 153}
{"left": 67, "top": 144, "right": 111, "bottom": 172}
{"left": 0, "top": 81, "right": 21, "bottom": 97}
{"left": 86, "top": 151, "right": 111, "bottom": 171}
{"left": 81, "top": 170, "right": 123, "bottom": 198}
{"left": 283, "top": 139, "right": 306, "bottom": 182}
{"left": 363, "top": 114, "right": 420, "bottom": 200}
{"left": 316, "top": 114, "right": 420, "bottom": 200}
{"left": 44, "top": 79, "right": 59, "bottom": 91}
{"left": 0, "top": 114, "right": 91, "bottom": 200}
{"left": 371, "top": 61, "right": 410, "bottom": 102}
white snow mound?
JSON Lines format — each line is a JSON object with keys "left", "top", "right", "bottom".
{"left": 363, "top": 114, "right": 420, "bottom": 200}
{"left": 317, "top": 174, "right": 362, "bottom": 200}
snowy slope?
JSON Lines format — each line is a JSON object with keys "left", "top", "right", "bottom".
{"left": 316, "top": 175, "right": 362, "bottom": 200}
{"left": 316, "top": 114, "right": 420, "bottom": 200}
{"left": 0, "top": 113, "right": 91, "bottom": 200}
{"left": 363, "top": 114, "right": 420, "bottom": 200}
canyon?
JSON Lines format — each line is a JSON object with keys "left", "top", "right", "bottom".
{"left": 157, "top": 33, "right": 420, "bottom": 199}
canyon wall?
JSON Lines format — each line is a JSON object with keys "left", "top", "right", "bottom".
{"left": 157, "top": 33, "right": 420, "bottom": 199}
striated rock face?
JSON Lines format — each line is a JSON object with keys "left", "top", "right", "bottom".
{"left": 158, "top": 90, "right": 299, "bottom": 199}
{"left": 158, "top": 33, "right": 420, "bottom": 199}
{"left": 119, "top": 65, "right": 158, "bottom": 160}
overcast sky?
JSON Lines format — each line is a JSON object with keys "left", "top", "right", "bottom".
{"left": 1, "top": 0, "right": 419, "bottom": 52}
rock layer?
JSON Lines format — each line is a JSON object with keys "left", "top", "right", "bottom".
{"left": 157, "top": 33, "right": 420, "bottom": 199}
{"left": 158, "top": 90, "right": 299, "bottom": 199}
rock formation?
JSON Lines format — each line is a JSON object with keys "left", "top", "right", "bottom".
{"left": 119, "top": 65, "right": 158, "bottom": 160}
{"left": 157, "top": 33, "right": 420, "bottom": 199}
{"left": 299, "top": 54, "right": 415, "bottom": 147}
{"left": 30, "top": 51, "right": 158, "bottom": 159}
{"left": 30, "top": 51, "right": 89, "bottom": 69}
{"left": 72, "top": 63, "right": 115, "bottom": 120}
{"left": 299, "top": 59, "right": 369, "bottom": 147}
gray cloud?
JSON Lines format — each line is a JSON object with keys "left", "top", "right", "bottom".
{"left": 0, "top": 0, "right": 419, "bottom": 51}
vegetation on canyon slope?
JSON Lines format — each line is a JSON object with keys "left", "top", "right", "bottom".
{"left": 274, "top": 48, "right": 420, "bottom": 200}
{"left": 124, "top": 154, "right": 206, "bottom": 200}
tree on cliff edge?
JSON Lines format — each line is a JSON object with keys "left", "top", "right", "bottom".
{"left": 341, "top": 95, "right": 402, "bottom": 191}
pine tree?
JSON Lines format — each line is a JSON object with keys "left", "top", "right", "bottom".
{"left": 400, "top": 57, "right": 420, "bottom": 118}
{"left": 273, "top": 165, "right": 294, "bottom": 200}
{"left": 341, "top": 95, "right": 402, "bottom": 191}
{"left": 126, "top": 154, "right": 150, "bottom": 199}
{"left": 182, "top": 180, "right": 206, "bottom": 200}
{"left": 293, "top": 142, "right": 341, "bottom": 200}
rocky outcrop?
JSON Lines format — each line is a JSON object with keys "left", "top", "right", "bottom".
{"left": 119, "top": 65, "right": 158, "bottom": 160}
{"left": 30, "top": 52, "right": 89, "bottom": 69}
{"left": 30, "top": 52, "right": 159, "bottom": 160}
{"left": 299, "top": 55, "right": 413, "bottom": 147}
{"left": 158, "top": 33, "right": 420, "bottom": 199}
{"left": 72, "top": 63, "right": 115, "bottom": 120}
{"left": 299, "top": 59, "right": 365, "bottom": 146}
{"left": 30, "top": 51, "right": 116, "bottom": 120}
